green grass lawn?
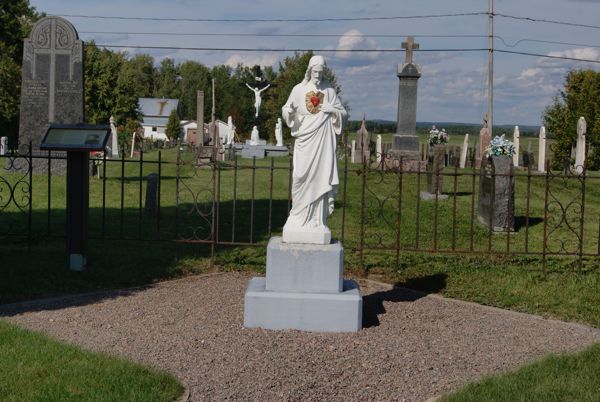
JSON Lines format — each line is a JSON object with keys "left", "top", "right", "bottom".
{"left": 440, "top": 343, "right": 600, "bottom": 402}
{"left": 0, "top": 320, "right": 182, "bottom": 402}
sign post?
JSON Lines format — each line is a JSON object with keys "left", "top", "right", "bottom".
{"left": 41, "top": 124, "right": 110, "bottom": 271}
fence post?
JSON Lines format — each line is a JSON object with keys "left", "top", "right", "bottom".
{"left": 578, "top": 164, "right": 586, "bottom": 273}
{"left": 27, "top": 142, "right": 33, "bottom": 254}
{"left": 359, "top": 161, "right": 367, "bottom": 275}
{"left": 542, "top": 159, "right": 550, "bottom": 277}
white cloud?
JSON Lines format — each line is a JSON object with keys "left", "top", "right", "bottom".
{"left": 547, "top": 47, "right": 600, "bottom": 61}
{"left": 336, "top": 29, "right": 379, "bottom": 59}
{"left": 224, "top": 54, "right": 280, "bottom": 68}
{"left": 518, "top": 68, "right": 542, "bottom": 80}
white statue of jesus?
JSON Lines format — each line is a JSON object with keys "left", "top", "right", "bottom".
{"left": 246, "top": 83, "right": 271, "bottom": 117}
{"left": 281, "top": 55, "right": 347, "bottom": 244}
{"left": 275, "top": 118, "right": 283, "bottom": 146}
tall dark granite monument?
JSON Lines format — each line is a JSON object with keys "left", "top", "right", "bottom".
{"left": 388, "top": 36, "right": 425, "bottom": 171}
{"left": 19, "top": 16, "right": 84, "bottom": 149}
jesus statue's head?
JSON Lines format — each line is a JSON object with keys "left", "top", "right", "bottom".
{"left": 304, "top": 55, "right": 327, "bottom": 87}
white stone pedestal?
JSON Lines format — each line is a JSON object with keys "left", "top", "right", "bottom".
{"left": 244, "top": 237, "right": 363, "bottom": 332}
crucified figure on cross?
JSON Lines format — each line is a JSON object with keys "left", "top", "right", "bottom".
{"left": 401, "top": 36, "right": 419, "bottom": 64}
{"left": 246, "top": 83, "right": 271, "bottom": 117}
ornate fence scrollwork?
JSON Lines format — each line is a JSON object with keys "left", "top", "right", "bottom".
{"left": 175, "top": 145, "right": 217, "bottom": 247}
{"left": 0, "top": 145, "right": 32, "bottom": 240}
{"left": 543, "top": 161, "right": 586, "bottom": 272}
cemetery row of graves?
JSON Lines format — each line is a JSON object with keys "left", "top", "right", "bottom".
{"left": 1, "top": 139, "right": 599, "bottom": 274}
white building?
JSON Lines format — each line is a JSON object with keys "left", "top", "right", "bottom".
{"left": 139, "top": 97, "right": 179, "bottom": 141}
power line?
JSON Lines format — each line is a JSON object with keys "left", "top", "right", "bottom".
{"left": 495, "top": 12, "right": 600, "bottom": 30}
{"left": 90, "top": 43, "right": 600, "bottom": 63}
{"left": 52, "top": 12, "right": 486, "bottom": 22}
{"left": 92, "top": 44, "right": 487, "bottom": 53}
{"left": 497, "top": 37, "right": 600, "bottom": 49}
{"left": 81, "top": 31, "right": 489, "bottom": 40}
{"left": 82, "top": 30, "right": 600, "bottom": 50}
{"left": 496, "top": 49, "right": 600, "bottom": 63}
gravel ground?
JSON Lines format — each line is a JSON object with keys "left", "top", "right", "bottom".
{"left": 1, "top": 271, "right": 599, "bottom": 401}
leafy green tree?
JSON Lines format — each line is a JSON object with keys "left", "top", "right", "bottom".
{"left": 178, "top": 60, "right": 211, "bottom": 120}
{"left": 154, "top": 58, "right": 179, "bottom": 99}
{"left": 84, "top": 42, "right": 140, "bottom": 126}
{"left": 121, "top": 54, "right": 155, "bottom": 98}
{"left": 544, "top": 70, "right": 600, "bottom": 170}
{"left": 165, "top": 109, "right": 180, "bottom": 141}
{"left": 0, "top": 0, "right": 41, "bottom": 145}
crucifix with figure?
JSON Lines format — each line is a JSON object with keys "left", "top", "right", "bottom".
{"left": 401, "top": 36, "right": 419, "bottom": 65}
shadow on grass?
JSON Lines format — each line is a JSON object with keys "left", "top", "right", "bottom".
{"left": 362, "top": 273, "right": 448, "bottom": 328}
{"left": 0, "top": 198, "right": 289, "bottom": 309}
{"left": 514, "top": 216, "right": 544, "bottom": 231}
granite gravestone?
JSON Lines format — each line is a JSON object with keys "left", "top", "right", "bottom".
{"left": 352, "top": 114, "right": 370, "bottom": 164}
{"left": 478, "top": 155, "right": 515, "bottom": 232}
{"left": 512, "top": 126, "right": 520, "bottom": 167}
{"left": 19, "top": 16, "right": 84, "bottom": 149}
{"left": 0, "top": 137, "right": 7, "bottom": 155}
{"left": 421, "top": 144, "right": 448, "bottom": 200}
{"left": 575, "top": 116, "right": 586, "bottom": 174}
{"left": 109, "top": 116, "right": 119, "bottom": 158}
{"left": 144, "top": 173, "right": 158, "bottom": 216}
{"left": 538, "top": 126, "right": 546, "bottom": 172}
{"left": 387, "top": 36, "right": 425, "bottom": 171}
{"left": 475, "top": 115, "right": 491, "bottom": 169}
{"left": 459, "top": 134, "right": 469, "bottom": 168}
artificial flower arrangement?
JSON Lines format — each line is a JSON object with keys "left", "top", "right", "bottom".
{"left": 485, "top": 134, "right": 515, "bottom": 158}
{"left": 428, "top": 129, "right": 449, "bottom": 146}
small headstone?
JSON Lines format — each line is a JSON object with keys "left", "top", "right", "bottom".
{"left": 512, "top": 126, "right": 520, "bottom": 167}
{"left": 376, "top": 135, "right": 382, "bottom": 163}
{"left": 19, "top": 16, "right": 84, "bottom": 148}
{"left": 538, "top": 126, "right": 546, "bottom": 172}
{"left": 144, "top": 173, "right": 158, "bottom": 216}
{"left": 352, "top": 114, "right": 370, "bottom": 164}
{"left": 109, "top": 115, "right": 119, "bottom": 158}
{"left": 0, "top": 137, "right": 7, "bottom": 155}
{"left": 459, "top": 134, "right": 469, "bottom": 168}
{"left": 575, "top": 116, "right": 586, "bottom": 174}
{"left": 522, "top": 141, "right": 535, "bottom": 168}
{"left": 478, "top": 155, "right": 515, "bottom": 232}
{"left": 420, "top": 144, "right": 448, "bottom": 200}
{"left": 475, "top": 115, "right": 491, "bottom": 169}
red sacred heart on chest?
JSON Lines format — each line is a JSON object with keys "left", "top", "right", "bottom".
{"left": 310, "top": 95, "right": 320, "bottom": 107}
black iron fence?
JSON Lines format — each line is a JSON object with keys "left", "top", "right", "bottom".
{"left": 1, "top": 141, "right": 598, "bottom": 272}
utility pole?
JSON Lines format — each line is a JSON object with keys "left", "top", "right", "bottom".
{"left": 211, "top": 78, "right": 216, "bottom": 124}
{"left": 488, "top": 0, "right": 494, "bottom": 136}
{"left": 210, "top": 78, "right": 216, "bottom": 147}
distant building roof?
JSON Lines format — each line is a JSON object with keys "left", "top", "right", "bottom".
{"left": 141, "top": 117, "right": 169, "bottom": 127}
{"left": 139, "top": 98, "right": 179, "bottom": 118}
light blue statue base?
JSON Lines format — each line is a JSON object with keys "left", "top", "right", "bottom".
{"left": 244, "top": 277, "right": 362, "bottom": 332}
{"left": 243, "top": 237, "right": 363, "bottom": 332}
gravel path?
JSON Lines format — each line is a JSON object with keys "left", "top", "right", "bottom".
{"left": 1, "top": 271, "right": 599, "bottom": 401}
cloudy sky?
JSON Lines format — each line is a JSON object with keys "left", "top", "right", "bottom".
{"left": 31, "top": 0, "right": 600, "bottom": 125}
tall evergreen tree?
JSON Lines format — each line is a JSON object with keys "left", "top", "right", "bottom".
{"left": 544, "top": 70, "right": 600, "bottom": 169}
{"left": 165, "top": 109, "right": 181, "bottom": 141}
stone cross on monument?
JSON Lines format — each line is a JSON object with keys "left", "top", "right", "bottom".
{"left": 402, "top": 36, "right": 419, "bottom": 64}
{"left": 19, "top": 16, "right": 84, "bottom": 149}
{"left": 388, "top": 36, "right": 424, "bottom": 171}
